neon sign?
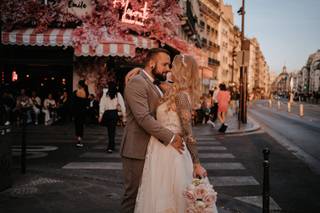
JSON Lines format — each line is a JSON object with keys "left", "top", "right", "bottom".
{"left": 113, "top": 0, "right": 149, "bottom": 26}
{"left": 12, "top": 70, "right": 18, "bottom": 82}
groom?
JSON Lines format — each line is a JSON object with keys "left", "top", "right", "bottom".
{"left": 120, "top": 48, "right": 184, "bottom": 213}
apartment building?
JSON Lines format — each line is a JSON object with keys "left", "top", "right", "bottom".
{"left": 198, "top": 0, "right": 221, "bottom": 91}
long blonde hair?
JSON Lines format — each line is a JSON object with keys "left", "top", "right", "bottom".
{"left": 162, "top": 54, "right": 201, "bottom": 111}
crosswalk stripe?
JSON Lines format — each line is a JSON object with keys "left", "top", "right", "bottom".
{"left": 203, "top": 162, "right": 245, "bottom": 170}
{"left": 199, "top": 153, "right": 235, "bottom": 159}
{"left": 92, "top": 143, "right": 222, "bottom": 150}
{"left": 195, "top": 138, "right": 217, "bottom": 141}
{"left": 198, "top": 146, "right": 227, "bottom": 151}
{"left": 79, "top": 152, "right": 235, "bottom": 159}
{"left": 62, "top": 162, "right": 122, "bottom": 170}
{"left": 62, "top": 162, "right": 245, "bottom": 170}
{"left": 209, "top": 176, "right": 259, "bottom": 186}
{"left": 92, "top": 145, "right": 117, "bottom": 150}
{"left": 80, "top": 152, "right": 120, "bottom": 158}
{"left": 197, "top": 142, "right": 221, "bottom": 145}
{"left": 234, "top": 196, "right": 281, "bottom": 211}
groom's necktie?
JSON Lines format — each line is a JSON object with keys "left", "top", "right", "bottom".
{"left": 153, "top": 79, "right": 161, "bottom": 87}
{"left": 153, "top": 80, "right": 163, "bottom": 97}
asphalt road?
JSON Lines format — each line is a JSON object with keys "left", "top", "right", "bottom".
{"left": 3, "top": 122, "right": 320, "bottom": 212}
{"left": 249, "top": 99, "right": 320, "bottom": 174}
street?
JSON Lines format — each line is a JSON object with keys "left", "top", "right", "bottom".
{"left": 1, "top": 121, "right": 320, "bottom": 212}
{"left": 249, "top": 99, "right": 320, "bottom": 174}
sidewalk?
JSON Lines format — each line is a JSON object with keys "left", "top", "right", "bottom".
{"left": 225, "top": 114, "right": 260, "bottom": 134}
{"left": 199, "top": 113, "right": 260, "bottom": 135}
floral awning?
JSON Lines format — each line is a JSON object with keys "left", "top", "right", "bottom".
{"left": 1, "top": 28, "right": 73, "bottom": 47}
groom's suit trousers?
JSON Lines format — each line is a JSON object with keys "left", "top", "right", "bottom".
{"left": 121, "top": 157, "right": 144, "bottom": 213}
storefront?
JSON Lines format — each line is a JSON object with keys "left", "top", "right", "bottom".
{"left": 1, "top": 0, "right": 205, "bottom": 98}
{"left": 1, "top": 29, "right": 74, "bottom": 99}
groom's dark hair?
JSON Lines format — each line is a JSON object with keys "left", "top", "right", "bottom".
{"left": 145, "top": 48, "right": 170, "bottom": 65}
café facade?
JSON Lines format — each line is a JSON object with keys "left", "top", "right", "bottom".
{"left": 1, "top": 0, "right": 205, "bottom": 98}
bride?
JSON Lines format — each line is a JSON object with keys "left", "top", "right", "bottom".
{"left": 134, "top": 55, "right": 218, "bottom": 213}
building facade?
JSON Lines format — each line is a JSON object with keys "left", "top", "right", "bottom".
{"left": 197, "top": 0, "right": 221, "bottom": 92}
{"left": 294, "top": 50, "right": 320, "bottom": 94}
{"left": 217, "top": 3, "right": 234, "bottom": 85}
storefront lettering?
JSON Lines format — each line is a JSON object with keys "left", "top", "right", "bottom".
{"left": 113, "top": 0, "right": 149, "bottom": 26}
{"left": 66, "top": 0, "right": 92, "bottom": 18}
{"left": 68, "top": 0, "right": 87, "bottom": 9}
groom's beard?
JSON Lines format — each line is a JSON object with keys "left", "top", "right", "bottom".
{"left": 152, "top": 65, "right": 167, "bottom": 82}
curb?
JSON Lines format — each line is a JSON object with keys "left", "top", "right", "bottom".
{"left": 225, "top": 116, "right": 261, "bottom": 134}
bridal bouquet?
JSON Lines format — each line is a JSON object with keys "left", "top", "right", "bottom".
{"left": 183, "top": 177, "right": 217, "bottom": 213}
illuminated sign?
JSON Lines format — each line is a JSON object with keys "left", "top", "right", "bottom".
{"left": 12, "top": 70, "right": 18, "bottom": 82}
{"left": 113, "top": 0, "right": 149, "bottom": 26}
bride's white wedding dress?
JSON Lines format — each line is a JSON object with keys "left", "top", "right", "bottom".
{"left": 134, "top": 94, "right": 218, "bottom": 213}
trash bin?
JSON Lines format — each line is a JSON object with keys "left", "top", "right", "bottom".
{"left": 0, "top": 125, "right": 12, "bottom": 191}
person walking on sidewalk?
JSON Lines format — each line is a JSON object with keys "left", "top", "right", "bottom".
{"left": 208, "top": 86, "right": 219, "bottom": 128}
{"left": 99, "top": 81, "right": 126, "bottom": 153}
{"left": 73, "top": 80, "right": 89, "bottom": 147}
{"left": 217, "top": 83, "right": 230, "bottom": 133}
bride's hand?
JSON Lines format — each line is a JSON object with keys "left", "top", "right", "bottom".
{"left": 193, "top": 164, "right": 207, "bottom": 178}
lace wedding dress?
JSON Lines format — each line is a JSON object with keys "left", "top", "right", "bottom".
{"left": 134, "top": 93, "right": 218, "bottom": 213}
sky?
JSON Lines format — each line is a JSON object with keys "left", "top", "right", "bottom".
{"left": 223, "top": 0, "right": 320, "bottom": 74}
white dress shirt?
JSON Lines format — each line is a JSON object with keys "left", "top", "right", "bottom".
{"left": 142, "top": 70, "right": 163, "bottom": 97}
{"left": 43, "top": 99, "right": 56, "bottom": 109}
{"left": 99, "top": 92, "right": 126, "bottom": 118}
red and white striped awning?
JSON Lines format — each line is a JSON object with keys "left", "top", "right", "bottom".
{"left": 1, "top": 28, "right": 73, "bottom": 47}
{"left": 1, "top": 28, "right": 158, "bottom": 57}
{"left": 128, "top": 35, "right": 159, "bottom": 49}
{"left": 74, "top": 42, "right": 137, "bottom": 57}
{"left": 74, "top": 35, "right": 158, "bottom": 57}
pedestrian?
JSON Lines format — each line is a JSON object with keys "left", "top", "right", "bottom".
{"left": 73, "top": 80, "right": 89, "bottom": 147}
{"left": 99, "top": 81, "right": 126, "bottom": 153}
{"left": 87, "top": 94, "right": 99, "bottom": 124}
{"left": 208, "top": 86, "right": 219, "bottom": 127}
{"left": 30, "top": 91, "right": 41, "bottom": 125}
{"left": 0, "top": 89, "right": 15, "bottom": 126}
{"left": 58, "top": 91, "right": 71, "bottom": 123}
{"left": 15, "top": 88, "right": 33, "bottom": 125}
{"left": 42, "top": 93, "right": 57, "bottom": 126}
{"left": 217, "top": 83, "right": 231, "bottom": 133}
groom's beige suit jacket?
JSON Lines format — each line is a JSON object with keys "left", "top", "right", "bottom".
{"left": 120, "top": 71, "right": 174, "bottom": 160}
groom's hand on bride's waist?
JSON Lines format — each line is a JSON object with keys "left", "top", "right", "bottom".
{"left": 170, "top": 134, "right": 185, "bottom": 154}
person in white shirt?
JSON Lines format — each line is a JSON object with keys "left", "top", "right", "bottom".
{"left": 99, "top": 82, "right": 126, "bottom": 153}
{"left": 42, "top": 93, "right": 57, "bottom": 126}
{"left": 30, "top": 91, "right": 41, "bottom": 125}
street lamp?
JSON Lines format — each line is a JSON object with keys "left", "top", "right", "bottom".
{"left": 237, "top": 0, "right": 247, "bottom": 124}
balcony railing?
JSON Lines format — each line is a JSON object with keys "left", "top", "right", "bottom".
{"left": 208, "top": 57, "right": 220, "bottom": 66}
{"left": 199, "top": 2, "right": 220, "bottom": 22}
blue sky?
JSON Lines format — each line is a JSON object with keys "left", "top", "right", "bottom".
{"left": 223, "top": 0, "right": 320, "bottom": 73}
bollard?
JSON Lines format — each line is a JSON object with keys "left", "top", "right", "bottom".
{"left": 263, "top": 148, "right": 270, "bottom": 213}
{"left": 287, "top": 102, "right": 291, "bottom": 113}
{"left": 277, "top": 100, "right": 280, "bottom": 110}
{"left": 268, "top": 99, "right": 272, "bottom": 108}
{"left": 299, "top": 104, "right": 304, "bottom": 117}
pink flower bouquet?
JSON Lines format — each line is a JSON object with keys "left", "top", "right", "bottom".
{"left": 183, "top": 177, "right": 217, "bottom": 213}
